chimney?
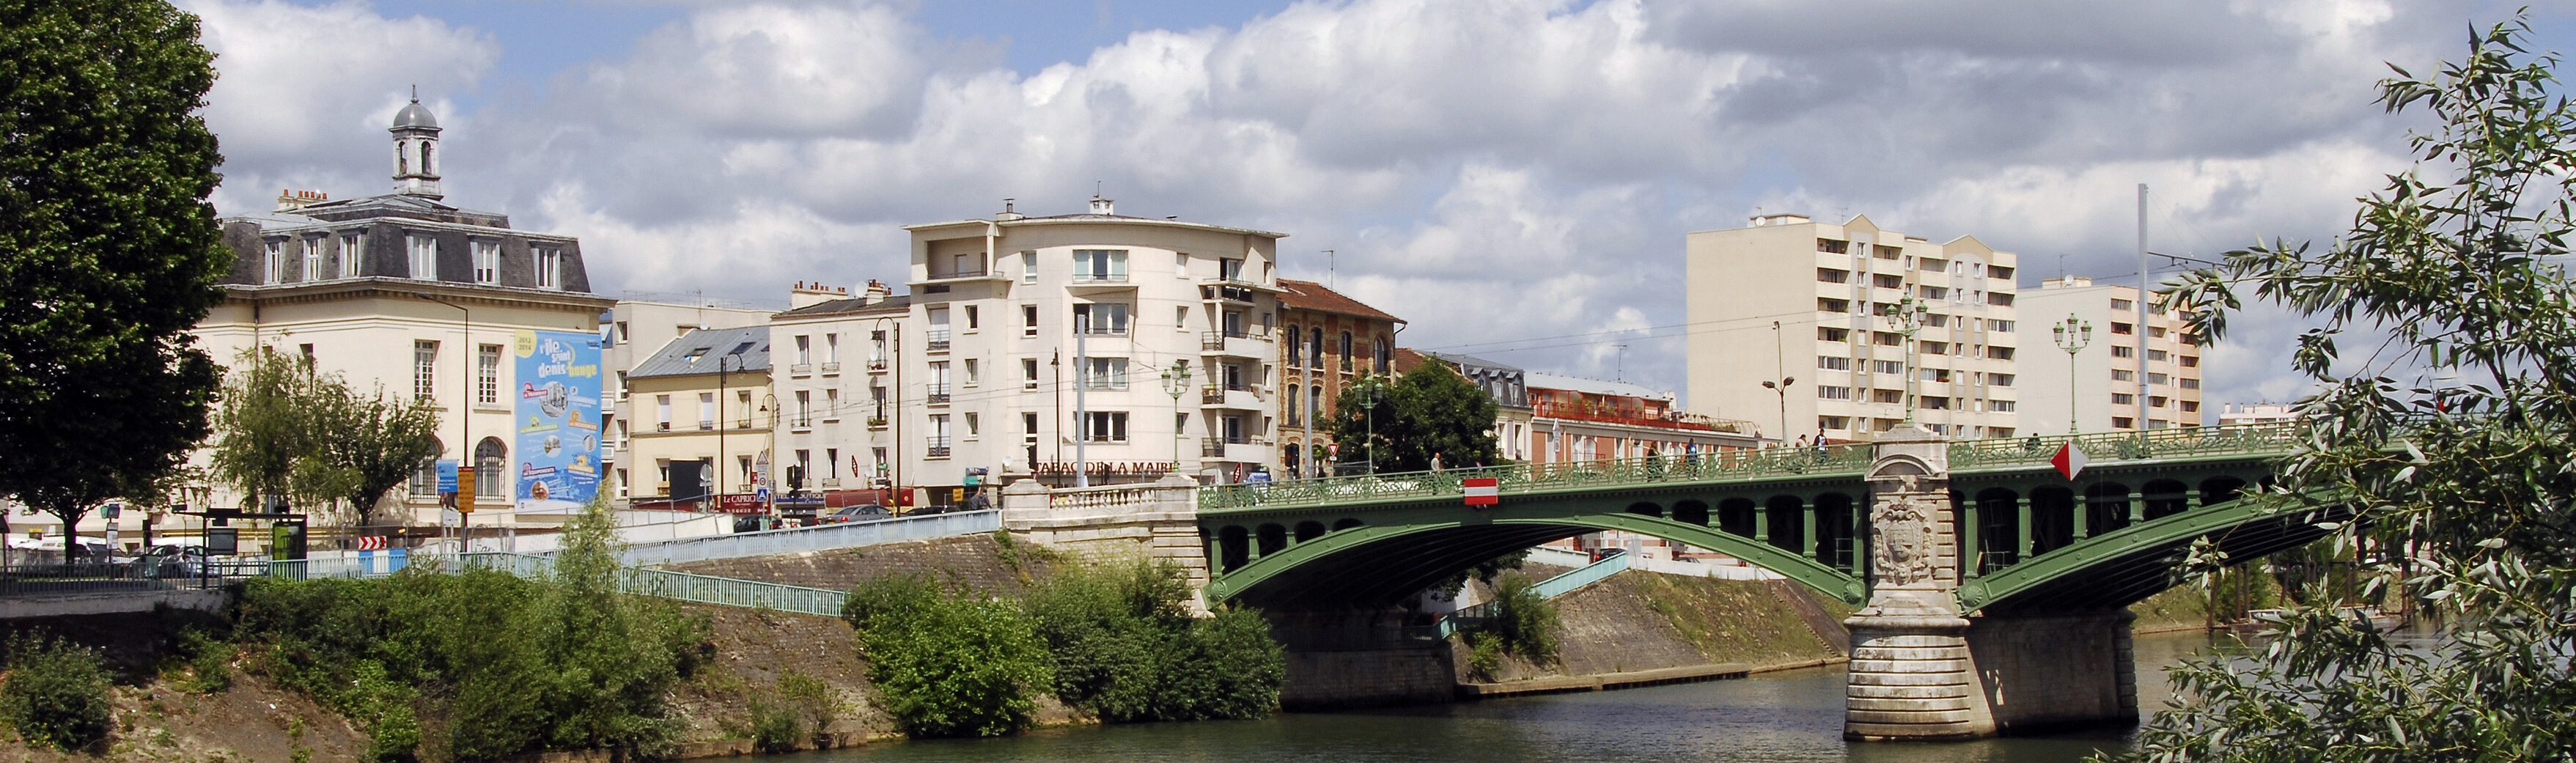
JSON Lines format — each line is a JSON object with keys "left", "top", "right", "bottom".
{"left": 1089, "top": 193, "right": 1114, "bottom": 215}
{"left": 276, "top": 188, "right": 329, "bottom": 213}
{"left": 996, "top": 197, "right": 1023, "bottom": 222}
{"left": 861, "top": 279, "right": 892, "bottom": 305}
{"left": 789, "top": 280, "right": 849, "bottom": 310}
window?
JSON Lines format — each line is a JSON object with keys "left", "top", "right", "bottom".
{"left": 1918, "top": 257, "right": 1948, "bottom": 272}
{"left": 1816, "top": 386, "right": 1852, "bottom": 400}
{"left": 795, "top": 391, "right": 812, "bottom": 427}
{"left": 1817, "top": 356, "right": 1850, "bottom": 370}
{"left": 699, "top": 392, "right": 715, "bottom": 430}
{"left": 1082, "top": 358, "right": 1127, "bottom": 389}
{"left": 1287, "top": 383, "right": 1302, "bottom": 426}
{"left": 1073, "top": 249, "right": 1128, "bottom": 281}
{"left": 1375, "top": 340, "right": 1391, "bottom": 373}
{"left": 1988, "top": 292, "right": 2014, "bottom": 306}
{"left": 413, "top": 341, "right": 438, "bottom": 399}
{"left": 795, "top": 335, "right": 812, "bottom": 366}
{"left": 1023, "top": 358, "right": 1039, "bottom": 390}
{"left": 2112, "top": 345, "right": 2135, "bottom": 358}
{"left": 1816, "top": 238, "right": 1850, "bottom": 254}
{"left": 1921, "top": 368, "right": 1952, "bottom": 383}
{"left": 2179, "top": 378, "right": 2201, "bottom": 389}
{"left": 2148, "top": 372, "right": 2169, "bottom": 386}
{"left": 2181, "top": 401, "right": 2201, "bottom": 413}
{"left": 656, "top": 395, "right": 671, "bottom": 430}
{"left": 1817, "top": 327, "right": 1850, "bottom": 342}
{"left": 473, "top": 240, "right": 499, "bottom": 284}
{"left": 1918, "top": 341, "right": 1948, "bottom": 355}
{"left": 2147, "top": 349, "right": 2168, "bottom": 361}
{"left": 928, "top": 415, "right": 952, "bottom": 455}
{"left": 965, "top": 305, "right": 980, "bottom": 331}
{"left": 1339, "top": 331, "right": 1355, "bottom": 370}
{"left": 2112, "top": 393, "right": 2135, "bottom": 405}
{"left": 1083, "top": 411, "right": 1128, "bottom": 442}
{"left": 1991, "top": 373, "right": 2015, "bottom": 387}
{"left": 1873, "top": 244, "right": 1900, "bottom": 259}
{"left": 1987, "top": 346, "right": 2015, "bottom": 360}
{"left": 1872, "top": 388, "right": 1903, "bottom": 403}
{"left": 1219, "top": 258, "right": 1245, "bottom": 281}
{"left": 2147, "top": 326, "right": 2168, "bottom": 338}
{"left": 825, "top": 333, "right": 839, "bottom": 364}
{"left": 1873, "top": 331, "right": 1902, "bottom": 347}
{"left": 965, "top": 412, "right": 981, "bottom": 439}
{"left": 262, "top": 240, "right": 284, "bottom": 283}
{"left": 536, "top": 248, "right": 561, "bottom": 289}
{"left": 1817, "top": 268, "right": 1849, "bottom": 284}
{"left": 1874, "top": 273, "right": 1903, "bottom": 289}
{"left": 2149, "top": 396, "right": 2168, "bottom": 408}
{"left": 1922, "top": 313, "right": 1949, "bottom": 328}
{"left": 827, "top": 447, "right": 841, "bottom": 480}
{"left": 408, "top": 234, "right": 438, "bottom": 279}
{"left": 1021, "top": 251, "right": 1037, "bottom": 284}
{"left": 413, "top": 458, "right": 438, "bottom": 495}
{"left": 1820, "top": 416, "right": 1851, "bottom": 430}
{"left": 1308, "top": 329, "right": 1325, "bottom": 369}
{"left": 825, "top": 388, "right": 839, "bottom": 419}
{"left": 301, "top": 239, "right": 322, "bottom": 282}
{"left": 1916, "top": 286, "right": 1947, "bottom": 301}
{"left": 1308, "top": 386, "right": 1322, "bottom": 425}
{"left": 1174, "top": 252, "right": 1191, "bottom": 278}
{"left": 1286, "top": 325, "right": 1302, "bottom": 364}
{"left": 2112, "top": 369, "right": 2135, "bottom": 381}
{"left": 1073, "top": 303, "right": 1129, "bottom": 335}
{"left": 927, "top": 307, "right": 951, "bottom": 347}
{"left": 1817, "top": 298, "right": 1850, "bottom": 313}
{"left": 1920, "top": 397, "right": 1951, "bottom": 410}
{"left": 2111, "top": 298, "right": 2134, "bottom": 311}
{"left": 339, "top": 232, "right": 365, "bottom": 277}
{"left": 1991, "top": 400, "right": 2017, "bottom": 413}
{"left": 2180, "top": 355, "right": 2199, "bottom": 367}
{"left": 476, "top": 344, "right": 501, "bottom": 405}
{"left": 1990, "top": 265, "right": 2014, "bottom": 280}
{"left": 928, "top": 361, "right": 951, "bottom": 402}
{"left": 1872, "top": 360, "right": 1903, "bottom": 375}
{"left": 2111, "top": 322, "right": 2135, "bottom": 335}
{"left": 737, "top": 390, "right": 753, "bottom": 428}
{"left": 1023, "top": 305, "right": 1039, "bottom": 336}
{"left": 965, "top": 358, "right": 982, "bottom": 386}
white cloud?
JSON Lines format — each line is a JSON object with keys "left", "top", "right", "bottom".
{"left": 188, "top": 0, "right": 2520, "bottom": 412}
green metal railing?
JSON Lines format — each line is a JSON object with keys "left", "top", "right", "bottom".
{"left": 1201, "top": 445, "right": 1874, "bottom": 511}
{"left": 1946, "top": 421, "right": 2301, "bottom": 471}
{"left": 1436, "top": 551, "right": 1631, "bottom": 638}
{"left": 1206, "top": 421, "right": 2310, "bottom": 512}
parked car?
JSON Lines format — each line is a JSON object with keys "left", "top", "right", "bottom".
{"left": 139, "top": 545, "right": 209, "bottom": 578}
{"left": 822, "top": 504, "right": 891, "bottom": 523}
{"left": 1589, "top": 548, "right": 1628, "bottom": 563}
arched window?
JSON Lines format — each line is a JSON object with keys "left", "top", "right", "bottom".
{"left": 1285, "top": 325, "right": 1302, "bottom": 365}
{"left": 420, "top": 141, "right": 434, "bottom": 175}
{"left": 1287, "top": 384, "right": 1302, "bottom": 426}
{"left": 1309, "top": 328, "right": 1324, "bottom": 369}
{"left": 1309, "top": 386, "right": 1322, "bottom": 427}
{"left": 1373, "top": 337, "right": 1391, "bottom": 373}
{"left": 474, "top": 437, "right": 507, "bottom": 498}
{"left": 1339, "top": 331, "right": 1354, "bottom": 370}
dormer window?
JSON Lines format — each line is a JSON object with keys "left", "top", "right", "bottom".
{"left": 407, "top": 234, "right": 438, "bottom": 280}
{"left": 535, "top": 247, "right": 562, "bottom": 290}
{"left": 338, "top": 232, "right": 364, "bottom": 278}
{"left": 262, "top": 240, "right": 284, "bottom": 284}
{"left": 472, "top": 240, "right": 499, "bottom": 284}
{"left": 301, "top": 238, "right": 323, "bottom": 282}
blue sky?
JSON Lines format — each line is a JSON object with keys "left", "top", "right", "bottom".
{"left": 191, "top": 0, "right": 2576, "bottom": 416}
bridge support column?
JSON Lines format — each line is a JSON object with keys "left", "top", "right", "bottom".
{"left": 999, "top": 475, "right": 1214, "bottom": 606}
{"left": 1844, "top": 429, "right": 1992, "bottom": 740}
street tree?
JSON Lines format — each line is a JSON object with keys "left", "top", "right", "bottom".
{"left": 306, "top": 381, "right": 442, "bottom": 528}
{"left": 210, "top": 349, "right": 323, "bottom": 512}
{"left": 1322, "top": 361, "right": 1499, "bottom": 473}
{"left": 0, "top": 1, "right": 229, "bottom": 537}
{"left": 2119, "top": 16, "right": 2576, "bottom": 762}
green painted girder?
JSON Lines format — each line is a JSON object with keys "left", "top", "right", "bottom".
{"left": 1204, "top": 500, "right": 1866, "bottom": 608}
{"left": 1954, "top": 493, "right": 2342, "bottom": 613}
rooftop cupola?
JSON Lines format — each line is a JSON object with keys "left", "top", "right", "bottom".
{"left": 391, "top": 86, "right": 444, "bottom": 199}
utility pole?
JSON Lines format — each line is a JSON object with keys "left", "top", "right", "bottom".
{"left": 1161, "top": 360, "right": 1192, "bottom": 479}
{"left": 1074, "top": 311, "right": 1089, "bottom": 487}
{"left": 2136, "top": 183, "right": 2152, "bottom": 437}
{"left": 2053, "top": 315, "right": 2093, "bottom": 434}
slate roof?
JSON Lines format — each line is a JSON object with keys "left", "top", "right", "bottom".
{"left": 630, "top": 325, "right": 770, "bottom": 379}
{"left": 773, "top": 294, "right": 913, "bottom": 320}
{"left": 1278, "top": 279, "right": 1404, "bottom": 324}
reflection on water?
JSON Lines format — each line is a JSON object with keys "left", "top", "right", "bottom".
{"left": 815, "top": 630, "right": 2228, "bottom": 763}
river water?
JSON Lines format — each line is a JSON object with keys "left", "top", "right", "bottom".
{"left": 812, "top": 630, "right": 2217, "bottom": 763}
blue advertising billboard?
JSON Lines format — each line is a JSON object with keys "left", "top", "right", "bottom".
{"left": 515, "top": 329, "right": 604, "bottom": 512}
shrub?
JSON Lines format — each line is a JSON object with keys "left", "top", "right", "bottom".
{"left": 179, "top": 629, "right": 232, "bottom": 694}
{"left": 746, "top": 696, "right": 801, "bottom": 753}
{"left": 857, "top": 590, "right": 1052, "bottom": 737}
{"left": 1023, "top": 561, "right": 1282, "bottom": 723}
{"left": 1465, "top": 632, "right": 1505, "bottom": 681}
{"left": 1476, "top": 573, "right": 1561, "bottom": 666}
{"left": 1, "top": 635, "right": 112, "bottom": 751}
{"left": 776, "top": 669, "right": 843, "bottom": 739}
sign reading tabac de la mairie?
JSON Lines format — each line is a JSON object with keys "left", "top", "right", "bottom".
{"left": 515, "top": 329, "right": 604, "bottom": 512}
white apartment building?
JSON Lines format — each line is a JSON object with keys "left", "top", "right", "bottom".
{"left": 768, "top": 281, "right": 910, "bottom": 506}
{"left": 602, "top": 299, "right": 773, "bottom": 503}
{"left": 775, "top": 198, "right": 1287, "bottom": 509}
{"left": 1686, "top": 214, "right": 2022, "bottom": 443}
{"left": 2014, "top": 276, "right": 2207, "bottom": 434}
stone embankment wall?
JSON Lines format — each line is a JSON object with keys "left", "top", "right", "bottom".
{"left": 670, "top": 534, "right": 1056, "bottom": 595}
{"left": 1964, "top": 610, "right": 2138, "bottom": 732}
{"left": 1462, "top": 567, "right": 1851, "bottom": 684}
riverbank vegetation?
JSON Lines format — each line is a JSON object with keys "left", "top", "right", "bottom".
{"left": 2119, "top": 15, "right": 2576, "bottom": 760}
{"left": 232, "top": 501, "right": 707, "bottom": 762}
{"left": 843, "top": 560, "right": 1284, "bottom": 737}
{"left": 1460, "top": 572, "right": 1561, "bottom": 680}
{"left": 0, "top": 636, "right": 114, "bottom": 752}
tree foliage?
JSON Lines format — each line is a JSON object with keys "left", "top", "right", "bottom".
{"left": 1023, "top": 561, "right": 1284, "bottom": 723}
{"left": 2121, "top": 16, "right": 2576, "bottom": 762}
{"left": 0, "top": 0, "right": 230, "bottom": 537}
{"left": 0, "top": 635, "right": 111, "bottom": 752}
{"left": 213, "top": 347, "right": 441, "bottom": 526}
{"left": 842, "top": 574, "right": 1053, "bottom": 738}
{"left": 1322, "top": 361, "right": 1501, "bottom": 473}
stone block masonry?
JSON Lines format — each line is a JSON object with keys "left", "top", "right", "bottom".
{"left": 1965, "top": 610, "right": 2138, "bottom": 732}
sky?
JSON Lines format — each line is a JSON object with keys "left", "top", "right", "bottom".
{"left": 189, "top": 0, "right": 2576, "bottom": 423}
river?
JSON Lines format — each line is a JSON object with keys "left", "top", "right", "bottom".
{"left": 811, "top": 629, "right": 2219, "bottom": 763}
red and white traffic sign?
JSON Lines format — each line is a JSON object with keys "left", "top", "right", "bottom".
{"left": 2053, "top": 441, "right": 2089, "bottom": 480}
{"left": 356, "top": 535, "right": 386, "bottom": 551}
{"left": 1462, "top": 477, "right": 1499, "bottom": 506}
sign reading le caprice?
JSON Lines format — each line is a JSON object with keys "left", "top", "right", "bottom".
{"left": 515, "top": 329, "right": 604, "bottom": 511}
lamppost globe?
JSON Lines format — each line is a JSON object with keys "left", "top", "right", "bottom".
{"left": 2053, "top": 314, "right": 2094, "bottom": 435}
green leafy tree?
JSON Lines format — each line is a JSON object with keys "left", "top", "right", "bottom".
{"left": 1322, "top": 361, "right": 1500, "bottom": 473}
{"left": 0, "top": 1, "right": 229, "bottom": 539}
{"left": 210, "top": 348, "right": 327, "bottom": 511}
{"left": 309, "top": 382, "right": 442, "bottom": 528}
{"left": 0, "top": 635, "right": 111, "bottom": 752}
{"left": 2119, "top": 17, "right": 2576, "bottom": 762}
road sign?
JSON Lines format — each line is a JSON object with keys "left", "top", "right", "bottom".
{"left": 357, "top": 536, "right": 386, "bottom": 551}
{"left": 755, "top": 487, "right": 771, "bottom": 503}
{"left": 2053, "top": 442, "right": 2089, "bottom": 480}
{"left": 457, "top": 470, "right": 477, "bottom": 513}
{"left": 1462, "top": 477, "right": 1499, "bottom": 506}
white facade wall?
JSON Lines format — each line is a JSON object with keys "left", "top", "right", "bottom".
{"left": 603, "top": 301, "right": 773, "bottom": 502}
{"left": 2013, "top": 278, "right": 2207, "bottom": 435}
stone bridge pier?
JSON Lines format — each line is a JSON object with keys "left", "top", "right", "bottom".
{"left": 1844, "top": 430, "right": 2139, "bottom": 740}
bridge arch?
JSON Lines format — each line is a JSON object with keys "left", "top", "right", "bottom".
{"left": 1718, "top": 498, "right": 1756, "bottom": 537}
{"left": 2142, "top": 479, "right": 2190, "bottom": 520}
{"left": 1764, "top": 495, "right": 1804, "bottom": 553}
{"left": 1216, "top": 526, "right": 1249, "bottom": 572}
{"left": 1256, "top": 523, "right": 1289, "bottom": 556}
{"left": 1294, "top": 520, "right": 1327, "bottom": 542}
{"left": 1672, "top": 500, "right": 1710, "bottom": 528}
{"left": 1626, "top": 501, "right": 1663, "bottom": 519}
{"left": 1205, "top": 510, "right": 1865, "bottom": 611}
{"left": 2030, "top": 486, "right": 2076, "bottom": 555}
{"left": 2085, "top": 482, "right": 2133, "bottom": 536}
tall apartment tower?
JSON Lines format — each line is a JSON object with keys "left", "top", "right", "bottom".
{"left": 1685, "top": 214, "right": 2022, "bottom": 443}
{"left": 2012, "top": 276, "right": 2206, "bottom": 435}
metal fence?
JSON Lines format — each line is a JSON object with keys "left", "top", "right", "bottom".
{"left": 609, "top": 509, "right": 1001, "bottom": 567}
{"left": 1438, "top": 551, "right": 1630, "bottom": 639}
{"left": 455, "top": 552, "right": 849, "bottom": 617}
{"left": 1201, "top": 446, "right": 1876, "bottom": 512}
{"left": 1946, "top": 421, "right": 2300, "bottom": 471}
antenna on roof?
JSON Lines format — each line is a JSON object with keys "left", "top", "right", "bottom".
{"left": 410, "top": 84, "right": 417, "bottom": 102}
{"left": 1324, "top": 249, "right": 1335, "bottom": 289}
{"left": 1614, "top": 343, "right": 1628, "bottom": 381}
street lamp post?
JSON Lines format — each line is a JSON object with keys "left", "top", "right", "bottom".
{"left": 415, "top": 293, "right": 470, "bottom": 546}
{"left": 1160, "top": 360, "right": 1193, "bottom": 479}
{"left": 1361, "top": 379, "right": 1380, "bottom": 476}
{"left": 2052, "top": 315, "right": 2094, "bottom": 435}
{"left": 1761, "top": 377, "right": 1795, "bottom": 447}
{"left": 1888, "top": 295, "right": 1929, "bottom": 430}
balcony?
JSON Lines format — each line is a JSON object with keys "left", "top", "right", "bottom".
{"left": 1200, "top": 436, "right": 1273, "bottom": 461}
{"left": 789, "top": 363, "right": 813, "bottom": 376}
{"left": 912, "top": 268, "right": 1009, "bottom": 287}
{"left": 868, "top": 358, "right": 888, "bottom": 372}
{"left": 821, "top": 361, "right": 840, "bottom": 375}
{"left": 925, "top": 331, "right": 951, "bottom": 352}
{"left": 698, "top": 419, "right": 714, "bottom": 431}
{"left": 927, "top": 437, "right": 952, "bottom": 458}
{"left": 821, "top": 477, "right": 840, "bottom": 488}
{"left": 1200, "top": 284, "right": 1260, "bottom": 304}
{"left": 867, "top": 416, "right": 888, "bottom": 430}
{"left": 1199, "top": 328, "right": 1270, "bottom": 358}
{"left": 1199, "top": 384, "right": 1265, "bottom": 410}
{"left": 1528, "top": 400, "right": 1755, "bottom": 434}
{"left": 927, "top": 385, "right": 952, "bottom": 405}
